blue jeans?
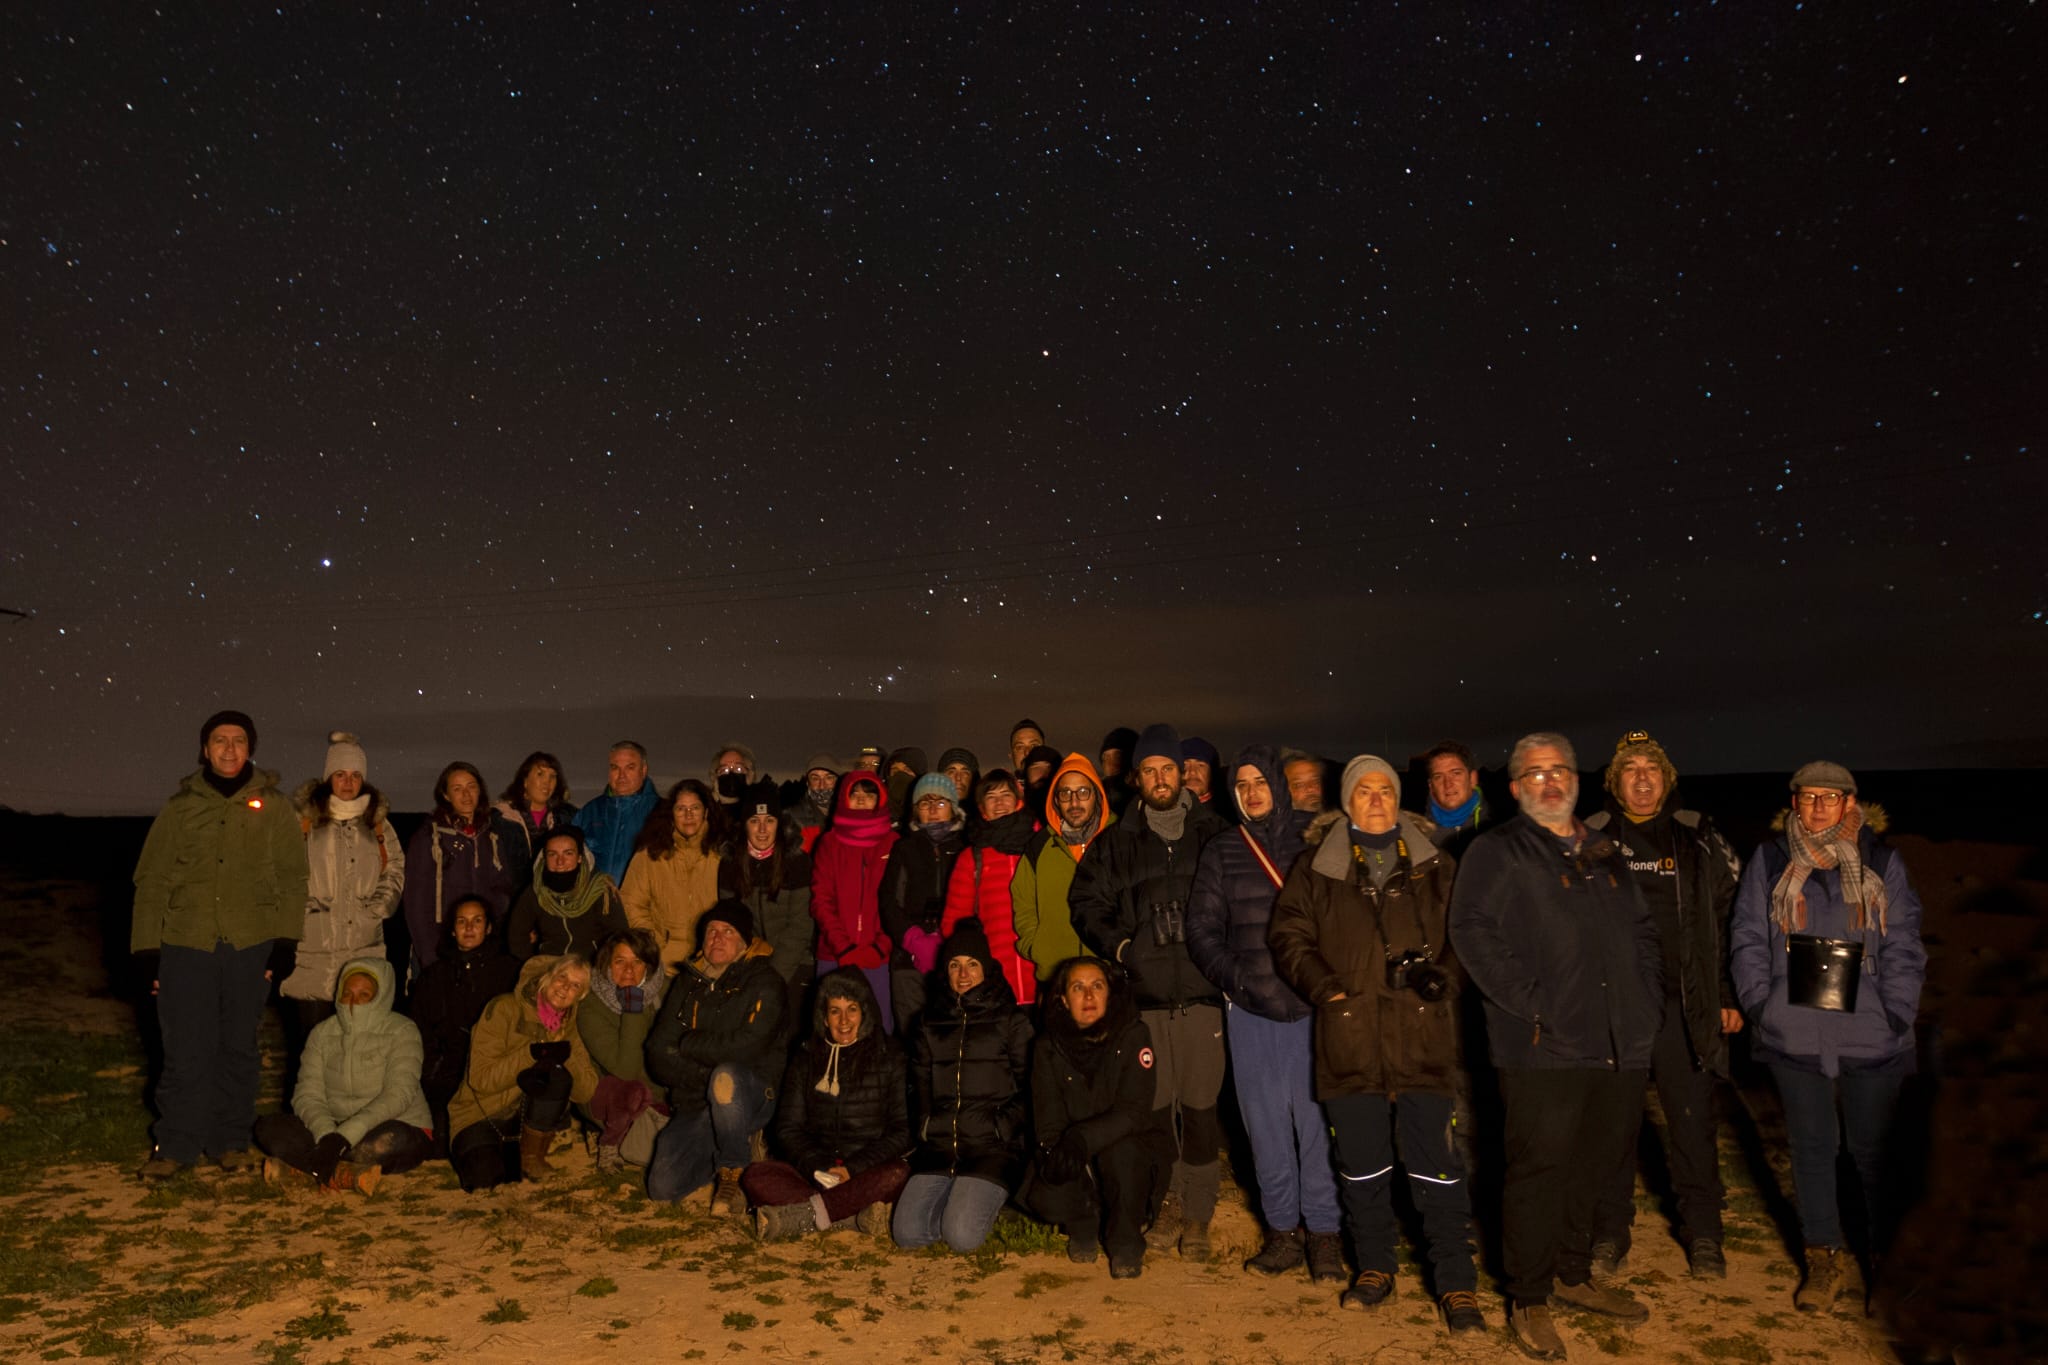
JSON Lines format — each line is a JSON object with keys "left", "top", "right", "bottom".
{"left": 1768, "top": 1064, "right": 1904, "bottom": 1252}
{"left": 645, "top": 1064, "right": 775, "bottom": 1202}
{"left": 154, "top": 938, "right": 276, "bottom": 1164}
{"left": 892, "top": 1172, "right": 1009, "bottom": 1253}
{"left": 1226, "top": 1006, "right": 1340, "bottom": 1233}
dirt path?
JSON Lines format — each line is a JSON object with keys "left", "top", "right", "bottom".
{"left": 0, "top": 869, "right": 1909, "bottom": 1363}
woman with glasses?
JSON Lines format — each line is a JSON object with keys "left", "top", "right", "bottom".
{"left": 1730, "top": 762, "right": 1924, "bottom": 1315}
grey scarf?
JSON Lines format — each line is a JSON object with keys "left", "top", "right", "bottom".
{"left": 1143, "top": 790, "right": 1193, "bottom": 843}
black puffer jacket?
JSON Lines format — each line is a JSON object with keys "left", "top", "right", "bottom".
{"left": 1068, "top": 792, "right": 1228, "bottom": 1010}
{"left": 881, "top": 822, "right": 967, "bottom": 968}
{"left": 1268, "top": 812, "right": 1463, "bottom": 1097}
{"left": 1030, "top": 961, "right": 1173, "bottom": 1167}
{"left": 910, "top": 927, "right": 1034, "bottom": 1185}
{"left": 644, "top": 940, "right": 789, "bottom": 1104}
{"left": 1447, "top": 812, "right": 1661, "bottom": 1071}
{"left": 775, "top": 969, "right": 911, "bottom": 1175}
{"left": 1187, "top": 745, "right": 1313, "bottom": 1022}
{"left": 409, "top": 936, "right": 521, "bottom": 1103}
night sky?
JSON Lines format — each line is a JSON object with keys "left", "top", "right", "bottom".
{"left": 5, "top": 5, "right": 2040, "bottom": 815}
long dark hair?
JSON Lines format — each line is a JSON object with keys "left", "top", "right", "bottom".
{"left": 720, "top": 808, "right": 802, "bottom": 899}
{"left": 636, "top": 778, "right": 718, "bottom": 859}
{"left": 432, "top": 761, "right": 489, "bottom": 824}
{"left": 500, "top": 750, "right": 571, "bottom": 807}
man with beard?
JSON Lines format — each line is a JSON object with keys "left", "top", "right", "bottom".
{"left": 1180, "top": 737, "right": 1221, "bottom": 808}
{"left": 785, "top": 753, "right": 839, "bottom": 854}
{"left": 1448, "top": 733, "right": 1661, "bottom": 1359}
{"left": 1069, "top": 724, "right": 1229, "bottom": 1260}
{"left": 1583, "top": 731, "right": 1743, "bottom": 1281}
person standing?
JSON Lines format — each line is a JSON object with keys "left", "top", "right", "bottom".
{"left": 573, "top": 741, "right": 660, "bottom": 884}
{"left": 133, "top": 710, "right": 310, "bottom": 1178}
{"left": 1730, "top": 762, "right": 1925, "bottom": 1315}
{"left": 1448, "top": 732, "right": 1661, "bottom": 1359}
{"left": 810, "top": 771, "right": 900, "bottom": 1029}
{"left": 1418, "top": 741, "right": 1496, "bottom": 858}
{"left": 493, "top": 750, "right": 578, "bottom": 876}
{"left": 620, "top": 779, "right": 722, "bottom": 970}
{"left": 1584, "top": 731, "right": 1743, "bottom": 1280}
{"left": 1013, "top": 755, "right": 1115, "bottom": 983}
{"left": 400, "top": 761, "right": 516, "bottom": 971}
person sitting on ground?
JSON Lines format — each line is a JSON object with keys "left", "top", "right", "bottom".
{"left": 446, "top": 954, "right": 599, "bottom": 1190}
{"left": 255, "top": 957, "right": 432, "bottom": 1195}
{"left": 643, "top": 902, "right": 789, "bottom": 1211}
{"left": 505, "top": 827, "right": 629, "bottom": 962}
{"left": 410, "top": 896, "right": 521, "bottom": 1148}
{"left": 746, "top": 968, "right": 912, "bottom": 1240}
{"left": 577, "top": 929, "right": 669, "bottom": 1172}
{"left": 1023, "top": 958, "right": 1173, "bottom": 1279}
{"left": 895, "top": 922, "right": 1034, "bottom": 1254}
{"left": 622, "top": 779, "right": 724, "bottom": 970}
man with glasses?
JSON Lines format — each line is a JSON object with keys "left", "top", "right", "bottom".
{"left": 1583, "top": 731, "right": 1744, "bottom": 1282}
{"left": 1448, "top": 733, "right": 1662, "bottom": 1359}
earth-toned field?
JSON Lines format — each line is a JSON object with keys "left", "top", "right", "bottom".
{"left": 0, "top": 829, "right": 2035, "bottom": 1363}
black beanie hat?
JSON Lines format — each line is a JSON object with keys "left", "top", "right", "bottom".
{"left": 1182, "top": 736, "right": 1220, "bottom": 769}
{"left": 198, "top": 709, "right": 258, "bottom": 758}
{"left": 937, "top": 918, "right": 999, "bottom": 984}
{"left": 1101, "top": 726, "right": 1139, "bottom": 757}
{"left": 740, "top": 779, "right": 781, "bottom": 820}
{"left": 700, "top": 899, "right": 757, "bottom": 946}
{"left": 1133, "top": 723, "right": 1184, "bottom": 766}
{"left": 1021, "top": 744, "right": 1062, "bottom": 774}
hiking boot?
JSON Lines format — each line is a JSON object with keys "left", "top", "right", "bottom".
{"left": 1108, "top": 1251, "right": 1143, "bottom": 1279}
{"left": 1688, "top": 1238, "right": 1727, "bottom": 1279}
{"left": 1178, "top": 1219, "right": 1212, "bottom": 1263}
{"left": 138, "top": 1154, "right": 188, "bottom": 1182}
{"left": 856, "top": 1201, "right": 892, "bottom": 1236}
{"left": 1340, "top": 1269, "right": 1395, "bottom": 1310}
{"left": 1066, "top": 1226, "right": 1100, "bottom": 1264}
{"left": 1245, "top": 1226, "right": 1305, "bottom": 1276}
{"left": 1509, "top": 1301, "right": 1567, "bottom": 1360}
{"left": 1794, "top": 1246, "right": 1845, "bottom": 1314}
{"left": 709, "top": 1166, "right": 746, "bottom": 1216}
{"left": 518, "top": 1125, "right": 557, "bottom": 1181}
{"left": 1588, "top": 1239, "right": 1625, "bottom": 1281}
{"left": 1144, "top": 1190, "right": 1183, "bottom": 1251}
{"left": 755, "top": 1202, "right": 816, "bottom": 1242}
{"left": 209, "top": 1148, "right": 260, "bottom": 1172}
{"left": 1305, "top": 1230, "right": 1347, "bottom": 1283}
{"left": 1441, "top": 1290, "right": 1487, "bottom": 1336}
{"left": 1551, "top": 1276, "right": 1649, "bottom": 1323}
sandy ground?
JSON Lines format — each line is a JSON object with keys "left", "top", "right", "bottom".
{"left": 3, "top": 846, "right": 2015, "bottom": 1364}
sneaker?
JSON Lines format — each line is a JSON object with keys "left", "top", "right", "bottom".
{"left": 1588, "top": 1239, "right": 1625, "bottom": 1281}
{"left": 1509, "top": 1301, "right": 1567, "bottom": 1360}
{"left": 1144, "top": 1190, "right": 1183, "bottom": 1252}
{"left": 1340, "top": 1269, "right": 1395, "bottom": 1311}
{"left": 1688, "top": 1238, "right": 1727, "bottom": 1279}
{"left": 1794, "top": 1246, "right": 1844, "bottom": 1314}
{"left": 1178, "top": 1219, "right": 1211, "bottom": 1263}
{"left": 1066, "top": 1227, "right": 1101, "bottom": 1264}
{"left": 855, "top": 1201, "right": 892, "bottom": 1236}
{"left": 754, "top": 1202, "right": 815, "bottom": 1242}
{"left": 137, "top": 1154, "right": 187, "bottom": 1182}
{"left": 708, "top": 1166, "right": 745, "bottom": 1216}
{"left": 1305, "top": 1230, "right": 1347, "bottom": 1283}
{"left": 1441, "top": 1290, "right": 1487, "bottom": 1336}
{"left": 1551, "top": 1276, "right": 1649, "bottom": 1323}
{"left": 1108, "top": 1251, "right": 1143, "bottom": 1279}
{"left": 1244, "top": 1226, "right": 1305, "bottom": 1276}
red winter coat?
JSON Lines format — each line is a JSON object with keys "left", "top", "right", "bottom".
{"left": 810, "top": 773, "right": 898, "bottom": 969}
{"left": 940, "top": 810, "right": 1040, "bottom": 1006}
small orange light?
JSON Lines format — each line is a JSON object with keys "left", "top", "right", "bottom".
{"left": 247, "top": 798, "right": 264, "bottom": 810}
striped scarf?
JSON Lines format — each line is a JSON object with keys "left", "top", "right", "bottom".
{"left": 1770, "top": 804, "right": 1887, "bottom": 936}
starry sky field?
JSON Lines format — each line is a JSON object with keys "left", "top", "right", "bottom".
{"left": 5, "top": 5, "right": 2040, "bottom": 813}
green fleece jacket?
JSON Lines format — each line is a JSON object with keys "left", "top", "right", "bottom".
{"left": 293, "top": 957, "right": 432, "bottom": 1144}
{"left": 132, "top": 766, "right": 310, "bottom": 952}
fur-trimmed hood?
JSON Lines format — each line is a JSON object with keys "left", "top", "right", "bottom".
{"left": 1303, "top": 808, "right": 1443, "bottom": 879}
{"left": 293, "top": 778, "right": 391, "bottom": 830}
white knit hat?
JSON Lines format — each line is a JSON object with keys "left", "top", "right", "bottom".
{"left": 324, "top": 730, "right": 368, "bottom": 779}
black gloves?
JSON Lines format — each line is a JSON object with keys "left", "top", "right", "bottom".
{"left": 528, "top": 1040, "right": 571, "bottom": 1066}
{"left": 309, "top": 1132, "right": 350, "bottom": 1183}
{"left": 1039, "top": 1130, "right": 1089, "bottom": 1184}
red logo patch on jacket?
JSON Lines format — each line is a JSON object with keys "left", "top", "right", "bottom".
{"left": 1138, "top": 1046, "right": 1154, "bottom": 1069}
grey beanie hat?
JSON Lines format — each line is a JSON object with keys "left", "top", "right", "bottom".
{"left": 1339, "top": 754, "right": 1400, "bottom": 808}
{"left": 1789, "top": 760, "right": 1857, "bottom": 795}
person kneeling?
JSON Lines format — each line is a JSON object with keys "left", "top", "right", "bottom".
{"left": 1023, "top": 958, "right": 1172, "bottom": 1278}
{"left": 643, "top": 902, "right": 788, "bottom": 1209}
{"left": 744, "top": 969, "right": 911, "bottom": 1240}
{"left": 256, "top": 958, "right": 433, "bottom": 1194}
{"left": 446, "top": 954, "right": 599, "bottom": 1190}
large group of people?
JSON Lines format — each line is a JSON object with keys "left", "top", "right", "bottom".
{"left": 130, "top": 711, "right": 1926, "bottom": 1358}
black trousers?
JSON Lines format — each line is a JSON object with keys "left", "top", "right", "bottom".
{"left": 448, "top": 1068, "right": 572, "bottom": 1191}
{"left": 254, "top": 1111, "right": 433, "bottom": 1182}
{"left": 1498, "top": 1067, "right": 1648, "bottom": 1305}
{"left": 1594, "top": 995, "right": 1724, "bottom": 1253}
{"left": 1027, "top": 1134, "right": 1171, "bottom": 1261}
{"left": 1326, "top": 1091, "right": 1476, "bottom": 1293}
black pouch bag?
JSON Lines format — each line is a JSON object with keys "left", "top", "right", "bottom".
{"left": 1787, "top": 934, "right": 1864, "bottom": 1012}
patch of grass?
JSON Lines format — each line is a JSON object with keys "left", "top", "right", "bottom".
{"left": 722, "top": 1310, "right": 758, "bottom": 1331}
{"left": 756, "top": 1293, "right": 785, "bottom": 1306}
{"left": 1698, "top": 1333, "right": 1772, "bottom": 1363}
{"left": 281, "top": 1299, "right": 353, "bottom": 1341}
{"left": 480, "top": 1298, "right": 528, "bottom": 1324}
{"left": 1015, "top": 1271, "right": 1078, "bottom": 1300}
{"left": 575, "top": 1276, "right": 619, "bottom": 1298}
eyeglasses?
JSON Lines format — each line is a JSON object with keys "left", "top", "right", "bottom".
{"left": 1053, "top": 788, "right": 1093, "bottom": 804}
{"left": 1794, "top": 792, "right": 1845, "bottom": 810}
{"left": 1518, "top": 767, "right": 1574, "bottom": 785}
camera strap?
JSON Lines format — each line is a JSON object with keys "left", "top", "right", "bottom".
{"left": 1240, "top": 826, "right": 1285, "bottom": 890}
